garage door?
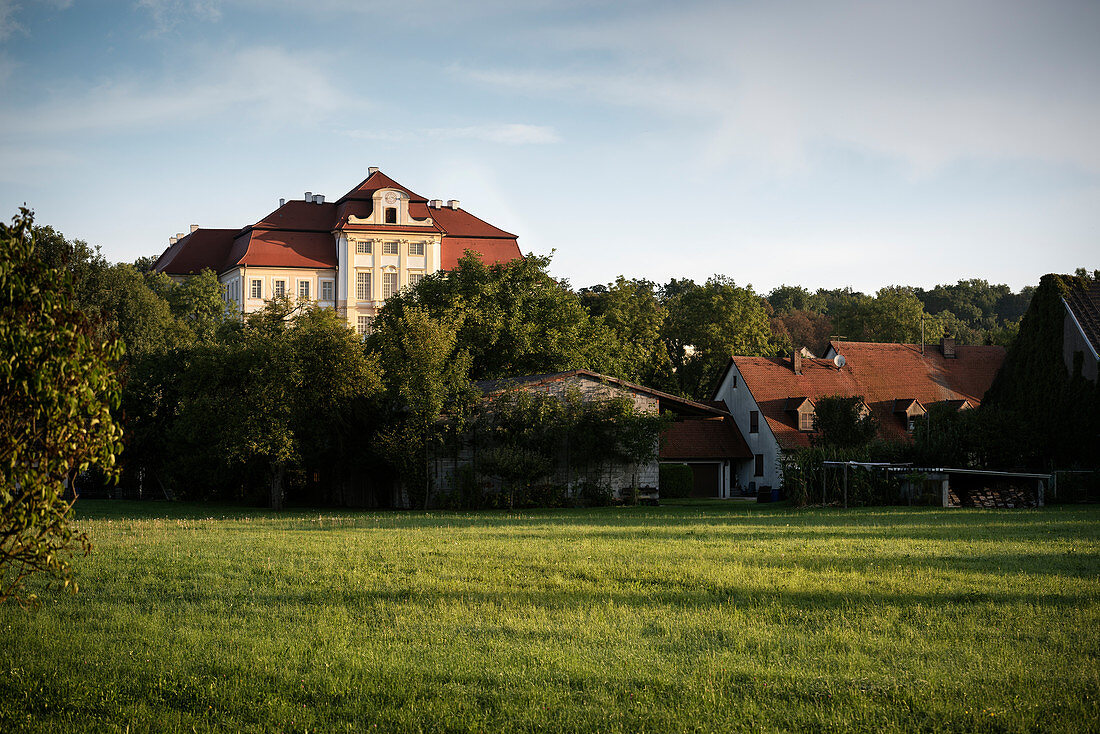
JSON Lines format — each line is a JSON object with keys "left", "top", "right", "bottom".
{"left": 688, "top": 463, "right": 720, "bottom": 498}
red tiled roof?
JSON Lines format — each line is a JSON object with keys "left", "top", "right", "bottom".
{"left": 732, "top": 340, "right": 1006, "bottom": 449}
{"left": 337, "top": 170, "right": 426, "bottom": 203}
{"left": 153, "top": 229, "right": 238, "bottom": 275}
{"left": 417, "top": 203, "right": 517, "bottom": 238}
{"left": 442, "top": 237, "right": 522, "bottom": 270}
{"left": 254, "top": 200, "right": 337, "bottom": 231}
{"left": 660, "top": 418, "right": 753, "bottom": 460}
{"left": 230, "top": 230, "right": 337, "bottom": 269}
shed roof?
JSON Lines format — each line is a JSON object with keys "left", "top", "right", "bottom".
{"left": 660, "top": 418, "right": 753, "bottom": 460}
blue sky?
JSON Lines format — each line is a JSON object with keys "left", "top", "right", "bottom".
{"left": 1, "top": 0, "right": 1097, "bottom": 293}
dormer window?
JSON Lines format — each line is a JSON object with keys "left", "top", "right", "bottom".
{"left": 385, "top": 207, "right": 397, "bottom": 224}
{"left": 892, "top": 399, "right": 926, "bottom": 434}
{"left": 784, "top": 397, "right": 816, "bottom": 432}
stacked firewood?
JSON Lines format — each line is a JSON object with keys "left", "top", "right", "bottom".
{"left": 954, "top": 486, "right": 1037, "bottom": 509}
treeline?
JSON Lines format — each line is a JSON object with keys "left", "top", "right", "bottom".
{"left": 39, "top": 220, "right": 1048, "bottom": 506}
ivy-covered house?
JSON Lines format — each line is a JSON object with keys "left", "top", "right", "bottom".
{"left": 429, "top": 369, "right": 750, "bottom": 505}
{"left": 983, "top": 273, "right": 1100, "bottom": 470}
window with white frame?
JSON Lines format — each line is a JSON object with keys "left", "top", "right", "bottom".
{"left": 321, "top": 280, "right": 334, "bottom": 301}
{"left": 357, "top": 315, "right": 373, "bottom": 336}
{"left": 298, "top": 280, "right": 311, "bottom": 300}
{"left": 408, "top": 272, "right": 425, "bottom": 288}
{"left": 409, "top": 241, "right": 425, "bottom": 256}
{"left": 273, "top": 279, "right": 286, "bottom": 298}
{"left": 250, "top": 279, "right": 262, "bottom": 299}
{"left": 356, "top": 240, "right": 372, "bottom": 255}
{"left": 356, "top": 271, "right": 371, "bottom": 301}
{"left": 383, "top": 240, "right": 399, "bottom": 255}
{"left": 382, "top": 272, "right": 398, "bottom": 299}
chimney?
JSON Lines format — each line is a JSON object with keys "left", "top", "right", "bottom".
{"left": 447, "top": 199, "right": 460, "bottom": 210}
{"left": 169, "top": 236, "right": 177, "bottom": 245}
{"left": 313, "top": 194, "right": 325, "bottom": 204}
{"left": 792, "top": 349, "right": 802, "bottom": 375}
{"left": 304, "top": 191, "right": 312, "bottom": 201}
{"left": 429, "top": 199, "right": 442, "bottom": 208}
{"left": 190, "top": 224, "right": 199, "bottom": 233}
{"left": 176, "top": 232, "right": 185, "bottom": 240}
{"left": 941, "top": 337, "right": 956, "bottom": 358}
{"left": 279, "top": 198, "right": 285, "bottom": 207}
{"left": 368, "top": 166, "right": 379, "bottom": 175}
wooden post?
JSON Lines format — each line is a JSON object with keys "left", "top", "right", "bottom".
{"left": 843, "top": 463, "right": 848, "bottom": 509}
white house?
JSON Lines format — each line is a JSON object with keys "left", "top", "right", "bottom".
{"left": 711, "top": 340, "right": 1006, "bottom": 491}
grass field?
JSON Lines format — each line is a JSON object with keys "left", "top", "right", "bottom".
{"left": 2, "top": 500, "right": 1098, "bottom": 732}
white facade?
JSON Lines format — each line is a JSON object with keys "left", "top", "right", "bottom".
{"left": 712, "top": 363, "right": 784, "bottom": 490}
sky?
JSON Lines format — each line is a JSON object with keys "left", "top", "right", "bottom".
{"left": 0, "top": 0, "right": 1097, "bottom": 294}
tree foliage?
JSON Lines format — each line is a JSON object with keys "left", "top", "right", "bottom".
{"left": 376, "top": 253, "right": 620, "bottom": 381}
{"left": 468, "top": 387, "right": 671, "bottom": 509}
{"left": 811, "top": 396, "right": 878, "bottom": 450}
{"left": 375, "top": 306, "right": 474, "bottom": 509}
{"left": 661, "top": 276, "right": 777, "bottom": 398}
{"left": 1, "top": 210, "right": 124, "bottom": 604}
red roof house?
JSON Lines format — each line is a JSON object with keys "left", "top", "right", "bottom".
{"left": 712, "top": 339, "right": 1006, "bottom": 491}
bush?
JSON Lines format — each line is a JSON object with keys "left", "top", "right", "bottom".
{"left": 1, "top": 209, "right": 124, "bottom": 604}
{"left": 575, "top": 481, "right": 613, "bottom": 507}
{"left": 659, "top": 463, "right": 694, "bottom": 498}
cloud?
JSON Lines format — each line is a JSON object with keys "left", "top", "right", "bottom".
{"left": 0, "top": 0, "right": 23, "bottom": 41}
{"left": 458, "top": 0, "right": 1100, "bottom": 175}
{"left": 0, "top": 45, "right": 363, "bottom": 137}
{"left": 345, "top": 123, "right": 560, "bottom": 145}
{"left": 136, "top": 0, "right": 222, "bottom": 35}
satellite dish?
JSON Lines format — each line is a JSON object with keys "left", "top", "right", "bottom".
{"left": 833, "top": 354, "right": 846, "bottom": 368}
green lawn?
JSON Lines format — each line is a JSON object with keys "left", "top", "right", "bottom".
{"left": 2, "top": 501, "right": 1098, "bottom": 733}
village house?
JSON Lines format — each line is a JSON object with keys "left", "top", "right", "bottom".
{"left": 152, "top": 168, "right": 522, "bottom": 334}
{"left": 712, "top": 339, "right": 1006, "bottom": 491}
{"left": 430, "top": 369, "right": 750, "bottom": 504}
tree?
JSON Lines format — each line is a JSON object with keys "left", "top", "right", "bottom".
{"left": 585, "top": 277, "right": 673, "bottom": 387}
{"left": 661, "top": 276, "right": 777, "bottom": 398}
{"left": 375, "top": 306, "right": 475, "bottom": 508}
{"left": 373, "top": 252, "right": 621, "bottom": 381}
{"left": 167, "top": 268, "right": 227, "bottom": 343}
{"left": 1, "top": 209, "right": 124, "bottom": 604}
{"left": 286, "top": 306, "right": 384, "bottom": 505}
{"left": 770, "top": 309, "right": 834, "bottom": 356}
{"left": 830, "top": 286, "right": 943, "bottom": 344}
{"left": 768, "top": 284, "right": 825, "bottom": 314}
{"left": 812, "top": 396, "right": 878, "bottom": 450}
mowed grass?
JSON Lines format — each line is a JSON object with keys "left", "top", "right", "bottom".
{"left": 2, "top": 501, "right": 1099, "bottom": 733}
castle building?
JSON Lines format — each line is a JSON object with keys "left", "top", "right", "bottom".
{"left": 153, "top": 168, "right": 522, "bottom": 334}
